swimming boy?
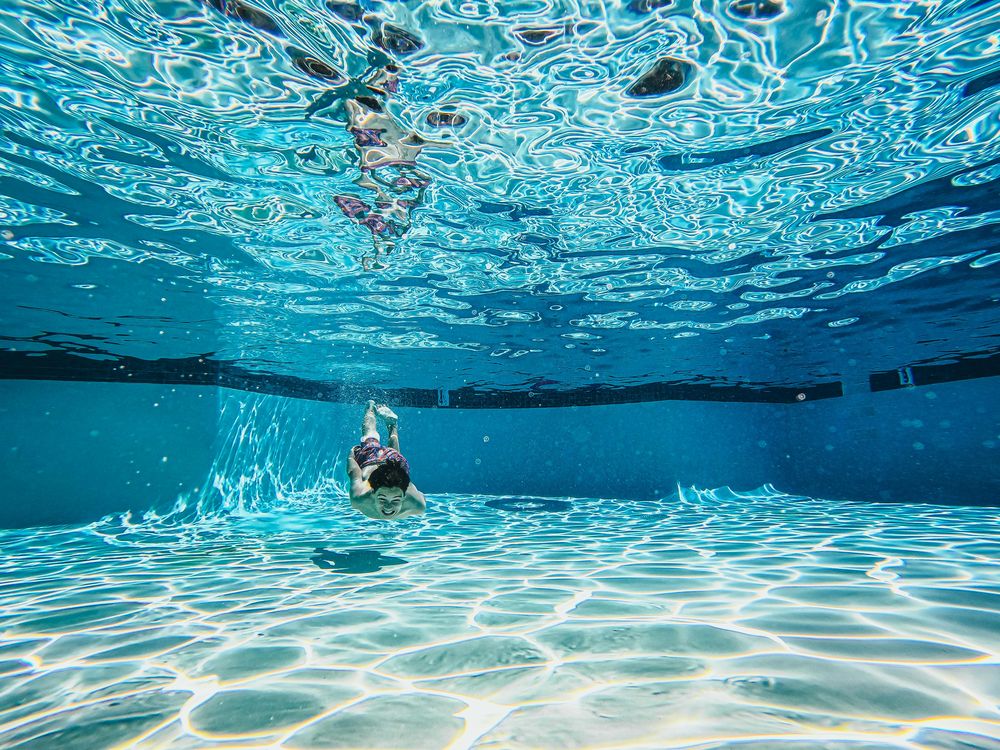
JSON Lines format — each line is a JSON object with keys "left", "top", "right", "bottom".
{"left": 347, "top": 400, "right": 426, "bottom": 519}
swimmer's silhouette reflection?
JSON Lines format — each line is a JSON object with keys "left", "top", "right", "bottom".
{"left": 332, "top": 65, "right": 433, "bottom": 271}
{"left": 202, "top": 0, "right": 436, "bottom": 271}
{"left": 311, "top": 547, "right": 407, "bottom": 573}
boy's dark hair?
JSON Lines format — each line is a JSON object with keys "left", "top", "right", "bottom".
{"left": 369, "top": 460, "right": 410, "bottom": 492}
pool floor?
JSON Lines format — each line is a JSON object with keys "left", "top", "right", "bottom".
{"left": 0, "top": 488, "right": 998, "bottom": 749}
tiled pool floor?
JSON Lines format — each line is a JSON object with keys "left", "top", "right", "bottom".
{"left": 1, "top": 488, "right": 998, "bottom": 749}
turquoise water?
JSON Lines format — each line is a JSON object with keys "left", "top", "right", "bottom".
{"left": 1, "top": 487, "right": 998, "bottom": 748}
{"left": 1, "top": 0, "right": 999, "bottom": 746}
{"left": 1, "top": 0, "right": 998, "bottom": 390}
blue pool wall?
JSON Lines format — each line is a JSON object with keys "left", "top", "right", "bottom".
{"left": 0, "top": 377, "right": 996, "bottom": 527}
{"left": 770, "top": 377, "right": 999, "bottom": 505}
{"left": 0, "top": 381, "right": 216, "bottom": 528}
{"left": 398, "top": 377, "right": 999, "bottom": 505}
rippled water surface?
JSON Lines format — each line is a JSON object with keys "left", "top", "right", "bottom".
{"left": 1, "top": 487, "right": 998, "bottom": 748}
{"left": 1, "top": 0, "right": 998, "bottom": 389}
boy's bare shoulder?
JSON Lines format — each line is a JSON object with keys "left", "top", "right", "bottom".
{"left": 403, "top": 488, "right": 426, "bottom": 515}
{"left": 350, "top": 494, "right": 383, "bottom": 519}
{"left": 349, "top": 481, "right": 371, "bottom": 502}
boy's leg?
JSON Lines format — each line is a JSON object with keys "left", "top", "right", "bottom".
{"left": 361, "top": 399, "right": 380, "bottom": 442}
{"left": 376, "top": 404, "right": 399, "bottom": 450}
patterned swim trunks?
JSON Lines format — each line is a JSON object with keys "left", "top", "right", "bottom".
{"left": 352, "top": 437, "right": 410, "bottom": 473}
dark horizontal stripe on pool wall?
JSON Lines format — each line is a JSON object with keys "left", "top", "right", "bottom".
{"left": 869, "top": 349, "right": 1000, "bottom": 392}
{"left": 443, "top": 381, "right": 843, "bottom": 406}
{"left": 3, "top": 348, "right": 999, "bottom": 406}
{"left": 0, "top": 349, "right": 222, "bottom": 386}
{"left": 0, "top": 349, "right": 839, "bottom": 405}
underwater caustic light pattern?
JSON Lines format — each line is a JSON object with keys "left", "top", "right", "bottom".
{"left": 0, "top": 0, "right": 998, "bottom": 390}
{"left": 0, "top": 487, "right": 998, "bottom": 748}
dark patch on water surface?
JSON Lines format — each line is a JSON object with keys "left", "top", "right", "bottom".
{"left": 475, "top": 200, "right": 554, "bottom": 221}
{"left": 485, "top": 498, "right": 572, "bottom": 513}
{"left": 290, "top": 52, "right": 344, "bottom": 83}
{"left": 962, "top": 68, "right": 1000, "bottom": 99}
{"left": 204, "top": 0, "right": 283, "bottom": 36}
{"left": 426, "top": 111, "right": 467, "bottom": 128}
{"left": 517, "top": 233, "right": 558, "bottom": 248}
{"left": 311, "top": 548, "right": 407, "bottom": 574}
{"left": 371, "top": 23, "right": 424, "bottom": 56}
{"left": 658, "top": 128, "right": 833, "bottom": 172}
{"left": 813, "top": 156, "right": 1000, "bottom": 226}
{"left": 510, "top": 206, "right": 553, "bottom": 221}
{"left": 476, "top": 201, "right": 516, "bottom": 215}
{"left": 325, "top": 0, "right": 364, "bottom": 23}
{"left": 625, "top": 57, "right": 690, "bottom": 97}
{"left": 729, "top": 0, "right": 785, "bottom": 20}
{"left": 513, "top": 26, "right": 566, "bottom": 46}
{"left": 354, "top": 94, "right": 384, "bottom": 112}
{"left": 304, "top": 80, "right": 390, "bottom": 121}
{"left": 627, "top": 0, "right": 674, "bottom": 14}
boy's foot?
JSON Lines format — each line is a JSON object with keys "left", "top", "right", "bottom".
{"left": 376, "top": 404, "right": 398, "bottom": 425}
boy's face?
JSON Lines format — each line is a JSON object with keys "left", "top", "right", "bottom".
{"left": 374, "top": 487, "right": 404, "bottom": 517}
